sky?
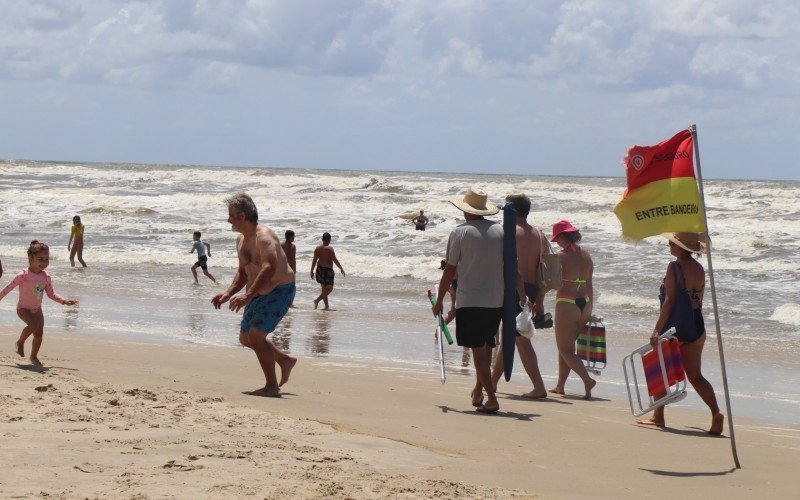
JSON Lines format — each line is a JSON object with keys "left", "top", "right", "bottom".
{"left": 1, "top": 0, "right": 798, "bottom": 180}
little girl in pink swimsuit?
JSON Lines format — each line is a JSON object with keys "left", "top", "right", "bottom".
{"left": 0, "top": 241, "right": 77, "bottom": 366}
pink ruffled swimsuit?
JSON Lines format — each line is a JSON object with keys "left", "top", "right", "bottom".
{"left": 0, "top": 269, "right": 66, "bottom": 313}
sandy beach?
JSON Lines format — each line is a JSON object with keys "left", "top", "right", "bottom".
{"left": 0, "top": 326, "right": 796, "bottom": 499}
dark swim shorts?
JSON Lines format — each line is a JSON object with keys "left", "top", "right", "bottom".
{"left": 455, "top": 307, "right": 503, "bottom": 348}
{"left": 315, "top": 266, "right": 335, "bottom": 286}
{"left": 240, "top": 282, "right": 296, "bottom": 334}
{"left": 195, "top": 255, "right": 208, "bottom": 270}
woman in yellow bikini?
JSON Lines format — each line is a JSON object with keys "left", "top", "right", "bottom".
{"left": 548, "top": 220, "right": 596, "bottom": 399}
{"left": 67, "top": 215, "right": 87, "bottom": 268}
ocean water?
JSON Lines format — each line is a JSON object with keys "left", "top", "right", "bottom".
{"left": 1, "top": 160, "right": 798, "bottom": 425}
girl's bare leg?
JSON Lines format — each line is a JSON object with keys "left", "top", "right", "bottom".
{"left": 15, "top": 309, "right": 41, "bottom": 357}
{"left": 76, "top": 243, "right": 86, "bottom": 267}
{"left": 17, "top": 309, "right": 44, "bottom": 365}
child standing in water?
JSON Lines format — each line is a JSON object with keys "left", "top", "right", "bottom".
{"left": 0, "top": 241, "right": 78, "bottom": 366}
{"left": 67, "top": 215, "right": 87, "bottom": 267}
{"left": 190, "top": 231, "right": 217, "bottom": 284}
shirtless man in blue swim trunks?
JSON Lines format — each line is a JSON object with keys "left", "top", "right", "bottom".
{"left": 212, "top": 193, "right": 297, "bottom": 397}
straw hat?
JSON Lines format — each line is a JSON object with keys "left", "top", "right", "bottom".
{"left": 449, "top": 187, "right": 499, "bottom": 216}
{"left": 662, "top": 232, "right": 708, "bottom": 254}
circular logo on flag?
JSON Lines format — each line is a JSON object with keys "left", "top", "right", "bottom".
{"left": 630, "top": 154, "right": 644, "bottom": 171}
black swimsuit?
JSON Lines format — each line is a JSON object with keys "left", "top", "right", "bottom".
{"left": 659, "top": 261, "right": 704, "bottom": 343}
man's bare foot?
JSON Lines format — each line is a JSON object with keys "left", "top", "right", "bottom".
{"left": 248, "top": 386, "right": 281, "bottom": 398}
{"left": 583, "top": 378, "right": 597, "bottom": 400}
{"left": 313, "top": 299, "right": 319, "bottom": 309}
{"left": 29, "top": 356, "right": 42, "bottom": 367}
{"left": 709, "top": 412, "right": 724, "bottom": 435}
{"left": 522, "top": 389, "right": 547, "bottom": 399}
{"left": 636, "top": 417, "right": 665, "bottom": 428}
{"left": 548, "top": 387, "right": 565, "bottom": 395}
{"left": 278, "top": 356, "right": 297, "bottom": 387}
{"left": 15, "top": 340, "right": 24, "bottom": 357}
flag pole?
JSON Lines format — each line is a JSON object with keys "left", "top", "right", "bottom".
{"left": 689, "top": 124, "right": 741, "bottom": 468}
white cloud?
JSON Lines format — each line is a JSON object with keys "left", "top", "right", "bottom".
{"left": 1, "top": 0, "right": 797, "bottom": 95}
{"left": 690, "top": 42, "right": 774, "bottom": 89}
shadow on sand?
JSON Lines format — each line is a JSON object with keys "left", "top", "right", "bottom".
{"left": 497, "top": 392, "right": 574, "bottom": 405}
{"left": 640, "top": 467, "right": 737, "bottom": 478}
{"left": 436, "top": 405, "right": 540, "bottom": 421}
{"left": 2, "top": 363, "right": 78, "bottom": 373}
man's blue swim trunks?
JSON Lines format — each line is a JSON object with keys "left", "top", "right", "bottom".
{"left": 240, "top": 282, "right": 295, "bottom": 334}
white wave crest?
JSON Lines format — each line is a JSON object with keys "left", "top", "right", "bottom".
{"left": 770, "top": 303, "right": 800, "bottom": 327}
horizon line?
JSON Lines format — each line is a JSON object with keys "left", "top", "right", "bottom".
{"left": 2, "top": 157, "right": 797, "bottom": 183}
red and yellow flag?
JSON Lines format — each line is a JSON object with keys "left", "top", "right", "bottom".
{"left": 613, "top": 129, "right": 706, "bottom": 240}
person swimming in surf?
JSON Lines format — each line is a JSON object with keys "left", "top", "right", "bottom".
{"left": 412, "top": 210, "right": 429, "bottom": 231}
{"left": 548, "top": 220, "right": 596, "bottom": 400}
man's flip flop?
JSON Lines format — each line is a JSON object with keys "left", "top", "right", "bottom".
{"left": 472, "top": 397, "right": 484, "bottom": 407}
{"left": 475, "top": 406, "right": 498, "bottom": 415}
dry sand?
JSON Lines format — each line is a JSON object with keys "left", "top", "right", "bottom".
{"left": 0, "top": 326, "right": 797, "bottom": 499}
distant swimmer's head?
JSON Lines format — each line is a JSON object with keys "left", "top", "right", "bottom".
{"left": 27, "top": 240, "right": 50, "bottom": 271}
{"left": 551, "top": 220, "right": 581, "bottom": 247}
{"left": 322, "top": 232, "right": 332, "bottom": 244}
{"left": 193, "top": 231, "right": 201, "bottom": 241}
{"left": 285, "top": 230, "right": 295, "bottom": 242}
{"left": 225, "top": 193, "right": 258, "bottom": 230}
{"left": 439, "top": 259, "right": 447, "bottom": 270}
{"left": 73, "top": 215, "right": 81, "bottom": 225}
{"left": 505, "top": 193, "right": 530, "bottom": 218}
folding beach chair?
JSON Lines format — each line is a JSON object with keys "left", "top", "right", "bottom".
{"left": 577, "top": 315, "right": 606, "bottom": 375}
{"left": 622, "top": 329, "right": 687, "bottom": 417}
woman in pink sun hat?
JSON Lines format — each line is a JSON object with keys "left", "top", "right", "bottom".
{"left": 548, "top": 220, "right": 597, "bottom": 400}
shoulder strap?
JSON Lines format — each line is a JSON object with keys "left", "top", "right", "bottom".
{"left": 537, "top": 227, "right": 553, "bottom": 259}
{"left": 671, "top": 261, "right": 687, "bottom": 291}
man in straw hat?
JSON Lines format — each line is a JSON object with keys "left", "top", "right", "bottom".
{"left": 432, "top": 187, "right": 529, "bottom": 414}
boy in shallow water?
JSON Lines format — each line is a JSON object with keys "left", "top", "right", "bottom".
{"left": 0, "top": 241, "right": 78, "bottom": 366}
{"left": 190, "top": 231, "right": 217, "bottom": 284}
{"left": 310, "top": 232, "right": 345, "bottom": 310}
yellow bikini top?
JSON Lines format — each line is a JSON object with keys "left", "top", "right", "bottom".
{"left": 561, "top": 277, "right": 586, "bottom": 290}
{"left": 71, "top": 224, "right": 85, "bottom": 237}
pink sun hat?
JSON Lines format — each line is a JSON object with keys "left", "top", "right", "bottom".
{"left": 551, "top": 220, "right": 580, "bottom": 242}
